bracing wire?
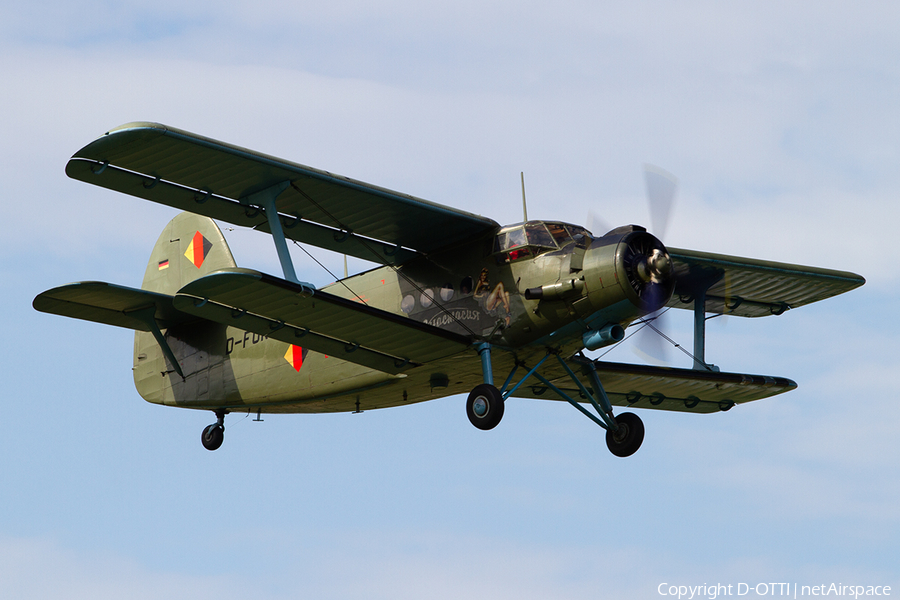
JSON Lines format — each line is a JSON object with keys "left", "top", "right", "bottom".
{"left": 290, "top": 239, "right": 368, "bottom": 306}
{"left": 289, "top": 182, "right": 480, "bottom": 338}
{"left": 594, "top": 307, "right": 707, "bottom": 368}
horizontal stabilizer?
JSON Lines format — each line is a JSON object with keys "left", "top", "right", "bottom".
{"left": 668, "top": 248, "right": 865, "bottom": 317}
{"left": 514, "top": 357, "right": 797, "bottom": 414}
{"left": 173, "top": 268, "right": 472, "bottom": 375}
{"left": 33, "top": 282, "right": 193, "bottom": 331}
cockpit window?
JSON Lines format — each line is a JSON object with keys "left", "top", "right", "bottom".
{"left": 524, "top": 222, "right": 556, "bottom": 248}
{"left": 546, "top": 222, "right": 570, "bottom": 245}
{"left": 494, "top": 226, "right": 525, "bottom": 254}
{"left": 506, "top": 227, "right": 527, "bottom": 248}
{"left": 494, "top": 221, "right": 593, "bottom": 262}
{"left": 565, "top": 224, "right": 592, "bottom": 247}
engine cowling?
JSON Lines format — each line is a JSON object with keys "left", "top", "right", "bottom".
{"left": 614, "top": 227, "right": 675, "bottom": 313}
{"left": 580, "top": 225, "right": 676, "bottom": 320}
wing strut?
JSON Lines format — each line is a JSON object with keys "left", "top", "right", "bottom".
{"left": 693, "top": 288, "right": 708, "bottom": 371}
{"left": 240, "top": 181, "right": 313, "bottom": 289}
{"left": 128, "top": 306, "right": 185, "bottom": 379}
{"left": 674, "top": 263, "right": 723, "bottom": 371}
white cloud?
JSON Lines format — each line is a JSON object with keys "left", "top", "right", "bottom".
{"left": 0, "top": 537, "right": 243, "bottom": 600}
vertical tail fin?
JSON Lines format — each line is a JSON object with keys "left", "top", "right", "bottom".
{"left": 134, "top": 212, "right": 237, "bottom": 406}
{"left": 142, "top": 212, "right": 236, "bottom": 295}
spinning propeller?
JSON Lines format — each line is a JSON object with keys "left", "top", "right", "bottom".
{"left": 584, "top": 165, "right": 679, "bottom": 362}
{"left": 632, "top": 164, "right": 678, "bottom": 363}
{"left": 644, "top": 163, "right": 677, "bottom": 241}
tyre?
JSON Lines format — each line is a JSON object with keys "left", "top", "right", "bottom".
{"left": 466, "top": 383, "right": 505, "bottom": 430}
{"left": 201, "top": 423, "right": 225, "bottom": 451}
{"left": 605, "top": 412, "right": 644, "bottom": 457}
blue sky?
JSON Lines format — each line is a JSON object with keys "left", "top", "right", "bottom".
{"left": 1, "top": 2, "right": 897, "bottom": 598}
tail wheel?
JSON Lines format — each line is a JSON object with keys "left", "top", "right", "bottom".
{"left": 466, "top": 383, "right": 505, "bottom": 430}
{"left": 605, "top": 412, "right": 644, "bottom": 457}
{"left": 201, "top": 423, "right": 224, "bottom": 451}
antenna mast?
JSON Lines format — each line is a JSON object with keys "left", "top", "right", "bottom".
{"left": 520, "top": 171, "right": 528, "bottom": 222}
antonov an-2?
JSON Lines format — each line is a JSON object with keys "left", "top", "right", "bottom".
{"left": 34, "top": 122, "right": 865, "bottom": 457}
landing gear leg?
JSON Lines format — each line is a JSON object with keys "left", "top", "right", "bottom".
{"left": 584, "top": 360, "right": 645, "bottom": 457}
{"left": 539, "top": 355, "right": 646, "bottom": 457}
{"left": 201, "top": 409, "right": 227, "bottom": 451}
{"left": 466, "top": 343, "right": 504, "bottom": 430}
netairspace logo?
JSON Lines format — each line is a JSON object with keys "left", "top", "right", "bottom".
{"left": 657, "top": 583, "right": 892, "bottom": 600}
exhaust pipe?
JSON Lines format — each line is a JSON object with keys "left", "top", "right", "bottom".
{"left": 582, "top": 324, "right": 625, "bottom": 351}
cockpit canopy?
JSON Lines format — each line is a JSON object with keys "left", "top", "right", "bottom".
{"left": 493, "top": 221, "right": 592, "bottom": 263}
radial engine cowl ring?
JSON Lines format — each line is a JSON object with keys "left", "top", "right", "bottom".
{"left": 616, "top": 231, "right": 676, "bottom": 312}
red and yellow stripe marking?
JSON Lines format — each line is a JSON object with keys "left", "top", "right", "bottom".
{"left": 184, "top": 231, "right": 212, "bottom": 268}
{"left": 284, "top": 345, "right": 305, "bottom": 372}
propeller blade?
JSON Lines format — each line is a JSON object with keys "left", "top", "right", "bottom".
{"left": 631, "top": 310, "right": 669, "bottom": 365}
{"left": 643, "top": 164, "right": 678, "bottom": 240}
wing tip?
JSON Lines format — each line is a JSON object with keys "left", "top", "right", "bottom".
{"left": 105, "top": 121, "right": 168, "bottom": 136}
{"left": 70, "top": 122, "right": 169, "bottom": 161}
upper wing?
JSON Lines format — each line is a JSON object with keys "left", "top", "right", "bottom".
{"left": 667, "top": 248, "right": 866, "bottom": 317}
{"left": 172, "top": 268, "right": 472, "bottom": 375}
{"left": 33, "top": 282, "right": 191, "bottom": 331}
{"left": 511, "top": 357, "right": 797, "bottom": 414}
{"left": 65, "top": 122, "right": 500, "bottom": 265}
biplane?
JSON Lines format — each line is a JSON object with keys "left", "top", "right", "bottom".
{"left": 33, "top": 122, "right": 865, "bottom": 457}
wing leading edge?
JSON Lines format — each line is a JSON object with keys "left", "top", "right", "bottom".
{"left": 66, "top": 122, "right": 499, "bottom": 265}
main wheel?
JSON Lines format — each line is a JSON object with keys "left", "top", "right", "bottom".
{"left": 466, "top": 383, "right": 505, "bottom": 430}
{"left": 201, "top": 423, "right": 225, "bottom": 451}
{"left": 605, "top": 412, "right": 644, "bottom": 457}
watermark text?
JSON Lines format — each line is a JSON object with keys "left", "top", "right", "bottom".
{"left": 657, "top": 583, "right": 891, "bottom": 599}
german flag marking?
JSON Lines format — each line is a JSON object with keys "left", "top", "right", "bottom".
{"left": 284, "top": 345, "right": 305, "bottom": 372}
{"left": 158, "top": 259, "right": 169, "bottom": 270}
{"left": 184, "top": 231, "right": 212, "bottom": 268}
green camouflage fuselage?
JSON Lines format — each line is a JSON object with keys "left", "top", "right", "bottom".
{"left": 134, "top": 214, "right": 649, "bottom": 414}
